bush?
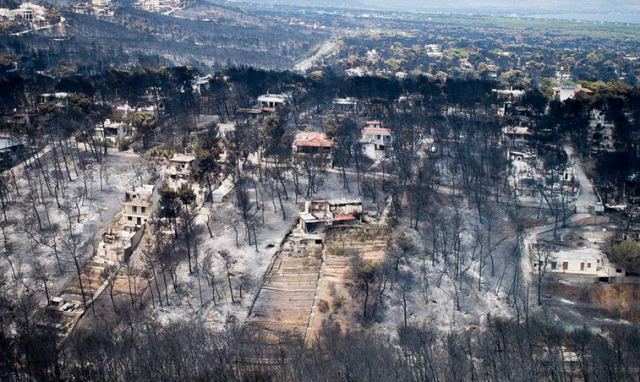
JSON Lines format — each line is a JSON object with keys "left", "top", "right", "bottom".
{"left": 318, "top": 300, "right": 330, "bottom": 313}
{"left": 118, "top": 139, "right": 131, "bottom": 151}
{"left": 611, "top": 240, "right": 640, "bottom": 275}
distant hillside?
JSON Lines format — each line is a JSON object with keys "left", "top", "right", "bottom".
{"left": 402, "top": 1, "right": 640, "bottom": 24}
{"left": 245, "top": 0, "right": 640, "bottom": 23}
{"left": 222, "top": 0, "right": 369, "bottom": 9}
{"left": 367, "top": 0, "right": 640, "bottom": 13}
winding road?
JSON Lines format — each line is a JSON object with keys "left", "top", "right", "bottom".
{"left": 294, "top": 39, "right": 340, "bottom": 73}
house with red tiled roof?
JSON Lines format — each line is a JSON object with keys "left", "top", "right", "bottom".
{"left": 292, "top": 131, "right": 334, "bottom": 157}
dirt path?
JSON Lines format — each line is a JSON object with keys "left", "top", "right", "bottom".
{"left": 564, "top": 143, "right": 598, "bottom": 212}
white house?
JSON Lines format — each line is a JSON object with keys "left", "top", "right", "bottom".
{"left": 0, "top": 137, "right": 24, "bottom": 167}
{"left": 0, "top": 8, "right": 15, "bottom": 21}
{"left": 94, "top": 119, "right": 134, "bottom": 145}
{"left": 492, "top": 88, "right": 525, "bottom": 100}
{"left": 218, "top": 122, "right": 236, "bottom": 139}
{"left": 122, "top": 185, "right": 155, "bottom": 230}
{"left": 11, "top": 2, "right": 47, "bottom": 21}
{"left": 361, "top": 123, "right": 393, "bottom": 160}
{"left": 533, "top": 247, "right": 624, "bottom": 278}
{"left": 167, "top": 153, "right": 196, "bottom": 181}
{"left": 257, "top": 93, "right": 290, "bottom": 109}
{"left": 114, "top": 103, "right": 158, "bottom": 119}
{"left": 553, "top": 84, "right": 593, "bottom": 102}
{"left": 161, "top": 153, "right": 205, "bottom": 205}
{"left": 332, "top": 97, "right": 359, "bottom": 112}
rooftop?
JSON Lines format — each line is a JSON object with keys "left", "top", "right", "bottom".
{"left": 218, "top": 122, "right": 236, "bottom": 133}
{"left": 504, "top": 126, "right": 535, "bottom": 136}
{"left": 551, "top": 247, "right": 603, "bottom": 262}
{"left": 125, "top": 184, "right": 154, "bottom": 203}
{"left": 257, "top": 94, "right": 290, "bottom": 103}
{"left": 293, "top": 132, "right": 334, "bottom": 148}
{"left": 333, "top": 97, "right": 358, "bottom": 105}
{"left": 170, "top": 153, "right": 196, "bottom": 163}
{"left": 0, "top": 137, "right": 23, "bottom": 150}
{"left": 363, "top": 127, "right": 392, "bottom": 136}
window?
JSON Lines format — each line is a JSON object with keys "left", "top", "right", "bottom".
{"left": 132, "top": 206, "right": 137, "bottom": 213}
{"left": 562, "top": 262, "right": 568, "bottom": 271}
{"left": 580, "top": 263, "right": 585, "bottom": 271}
{"left": 551, "top": 261, "right": 557, "bottom": 270}
{"left": 127, "top": 216, "right": 132, "bottom": 221}
{"left": 141, "top": 207, "right": 146, "bottom": 214}
{"left": 587, "top": 263, "right": 591, "bottom": 268}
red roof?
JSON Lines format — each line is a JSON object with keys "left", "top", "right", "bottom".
{"left": 363, "top": 127, "right": 392, "bottom": 136}
{"left": 294, "top": 132, "right": 334, "bottom": 148}
{"left": 334, "top": 213, "right": 356, "bottom": 222}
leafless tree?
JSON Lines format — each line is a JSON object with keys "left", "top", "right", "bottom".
{"left": 218, "top": 249, "right": 237, "bottom": 304}
{"left": 532, "top": 246, "right": 553, "bottom": 306}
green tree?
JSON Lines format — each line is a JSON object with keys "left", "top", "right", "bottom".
{"left": 193, "top": 122, "right": 222, "bottom": 201}
{"left": 131, "top": 112, "right": 157, "bottom": 149}
{"left": 611, "top": 240, "right": 640, "bottom": 275}
{"left": 260, "top": 116, "right": 286, "bottom": 157}
{"left": 159, "top": 188, "right": 181, "bottom": 239}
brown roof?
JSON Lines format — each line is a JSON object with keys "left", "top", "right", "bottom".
{"left": 293, "top": 132, "right": 334, "bottom": 148}
{"left": 334, "top": 214, "right": 356, "bottom": 221}
{"left": 363, "top": 127, "right": 392, "bottom": 136}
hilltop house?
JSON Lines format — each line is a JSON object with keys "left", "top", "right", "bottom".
{"left": 257, "top": 93, "right": 290, "bottom": 109}
{"left": 12, "top": 2, "right": 47, "bottom": 22}
{"left": 332, "top": 97, "right": 359, "bottom": 113}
